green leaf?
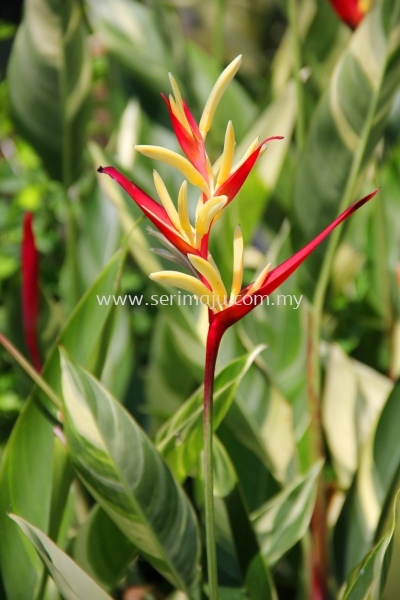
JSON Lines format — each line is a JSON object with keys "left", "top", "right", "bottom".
{"left": 0, "top": 251, "right": 125, "bottom": 600}
{"left": 211, "top": 439, "right": 277, "bottom": 600}
{"left": 9, "top": 514, "right": 113, "bottom": 600}
{"left": 292, "top": 0, "right": 400, "bottom": 294}
{"left": 84, "top": 0, "right": 175, "bottom": 94}
{"left": 334, "top": 381, "right": 400, "bottom": 581}
{"left": 251, "top": 462, "right": 322, "bottom": 564}
{"left": 7, "top": 0, "right": 91, "bottom": 185}
{"left": 322, "top": 343, "right": 392, "bottom": 489}
{"left": 155, "top": 346, "right": 266, "bottom": 483}
{"left": 145, "top": 310, "right": 204, "bottom": 424}
{"left": 60, "top": 350, "right": 200, "bottom": 598}
{"left": 89, "top": 142, "right": 162, "bottom": 276}
{"left": 341, "top": 493, "right": 400, "bottom": 600}
{"left": 72, "top": 505, "right": 137, "bottom": 590}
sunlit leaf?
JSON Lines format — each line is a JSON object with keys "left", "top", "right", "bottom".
{"left": 322, "top": 344, "right": 393, "bottom": 489}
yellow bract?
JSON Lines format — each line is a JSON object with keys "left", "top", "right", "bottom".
{"left": 149, "top": 271, "right": 222, "bottom": 312}
{"left": 188, "top": 255, "right": 227, "bottom": 304}
{"left": 135, "top": 145, "right": 210, "bottom": 194}
{"left": 358, "top": 0, "right": 371, "bottom": 12}
{"left": 231, "top": 136, "right": 259, "bottom": 174}
{"left": 168, "top": 73, "right": 192, "bottom": 133}
{"left": 199, "top": 55, "right": 242, "bottom": 138}
{"left": 178, "top": 181, "right": 195, "bottom": 245}
{"left": 246, "top": 263, "right": 271, "bottom": 296}
{"left": 195, "top": 196, "right": 227, "bottom": 244}
{"left": 145, "top": 55, "right": 274, "bottom": 316}
{"left": 217, "top": 121, "right": 235, "bottom": 186}
{"left": 153, "top": 170, "right": 181, "bottom": 231}
{"left": 230, "top": 225, "right": 244, "bottom": 304}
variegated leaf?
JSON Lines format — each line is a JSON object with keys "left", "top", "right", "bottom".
{"left": 7, "top": 0, "right": 91, "bottom": 185}
{"left": 60, "top": 350, "right": 201, "bottom": 598}
{"left": 292, "top": 0, "right": 400, "bottom": 294}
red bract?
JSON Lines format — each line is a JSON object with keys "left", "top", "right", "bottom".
{"left": 328, "top": 0, "right": 367, "bottom": 28}
{"left": 97, "top": 166, "right": 199, "bottom": 257}
{"left": 215, "top": 136, "right": 284, "bottom": 204}
{"left": 21, "top": 212, "right": 42, "bottom": 372}
{"left": 161, "top": 94, "right": 208, "bottom": 181}
{"left": 212, "top": 189, "right": 379, "bottom": 332}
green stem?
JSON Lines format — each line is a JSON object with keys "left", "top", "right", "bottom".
{"left": 0, "top": 332, "right": 62, "bottom": 410}
{"left": 204, "top": 322, "right": 224, "bottom": 600}
{"left": 288, "top": 0, "right": 305, "bottom": 152}
{"left": 212, "top": 0, "right": 226, "bottom": 66}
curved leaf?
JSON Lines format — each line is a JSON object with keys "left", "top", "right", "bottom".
{"left": 84, "top": 0, "right": 175, "bottom": 94}
{"left": 334, "top": 381, "right": 400, "bottom": 581}
{"left": 322, "top": 344, "right": 392, "bottom": 489}
{"left": 341, "top": 493, "right": 400, "bottom": 600}
{"left": 9, "top": 514, "right": 113, "bottom": 600}
{"left": 251, "top": 462, "right": 322, "bottom": 564}
{"left": 72, "top": 505, "right": 137, "bottom": 590}
{"left": 7, "top": 0, "right": 91, "bottom": 185}
{"left": 60, "top": 350, "right": 201, "bottom": 598}
{"left": 292, "top": 0, "right": 400, "bottom": 293}
{"left": 0, "top": 251, "right": 125, "bottom": 600}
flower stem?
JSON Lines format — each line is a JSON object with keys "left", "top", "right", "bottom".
{"left": 204, "top": 321, "right": 224, "bottom": 600}
{"left": 306, "top": 308, "right": 328, "bottom": 599}
{"left": 288, "top": 0, "right": 305, "bottom": 152}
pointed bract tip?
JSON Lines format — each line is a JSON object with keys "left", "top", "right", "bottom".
{"left": 97, "top": 166, "right": 103, "bottom": 173}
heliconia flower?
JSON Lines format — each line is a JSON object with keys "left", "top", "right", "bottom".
{"left": 150, "top": 189, "right": 378, "bottom": 335}
{"left": 99, "top": 54, "right": 378, "bottom": 342}
{"left": 98, "top": 54, "right": 379, "bottom": 598}
{"left": 99, "top": 55, "right": 283, "bottom": 262}
{"left": 328, "top": 0, "right": 370, "bottom": 28}
{"left": 21, "top": 212, "right": 42, "bottom": 372}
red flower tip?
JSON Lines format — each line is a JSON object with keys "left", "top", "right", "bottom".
{"left": 216, "top": 136, "right": 283, "bottom": 204}
{"left": 328, "top": 0, "right": 367, "bottom": 29}
{"left": 213, "top": 188, "right": 379, "bottom": 330}
{"left": 21, "top": 212, "right": 42, "bottom": 372}
{"left": 98, "top": 166, "right": 198, "bottom": 257}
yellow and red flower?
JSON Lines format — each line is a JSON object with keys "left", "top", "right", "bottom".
{"left": 99, "top": 55, "right": 377, "bottom": 342}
